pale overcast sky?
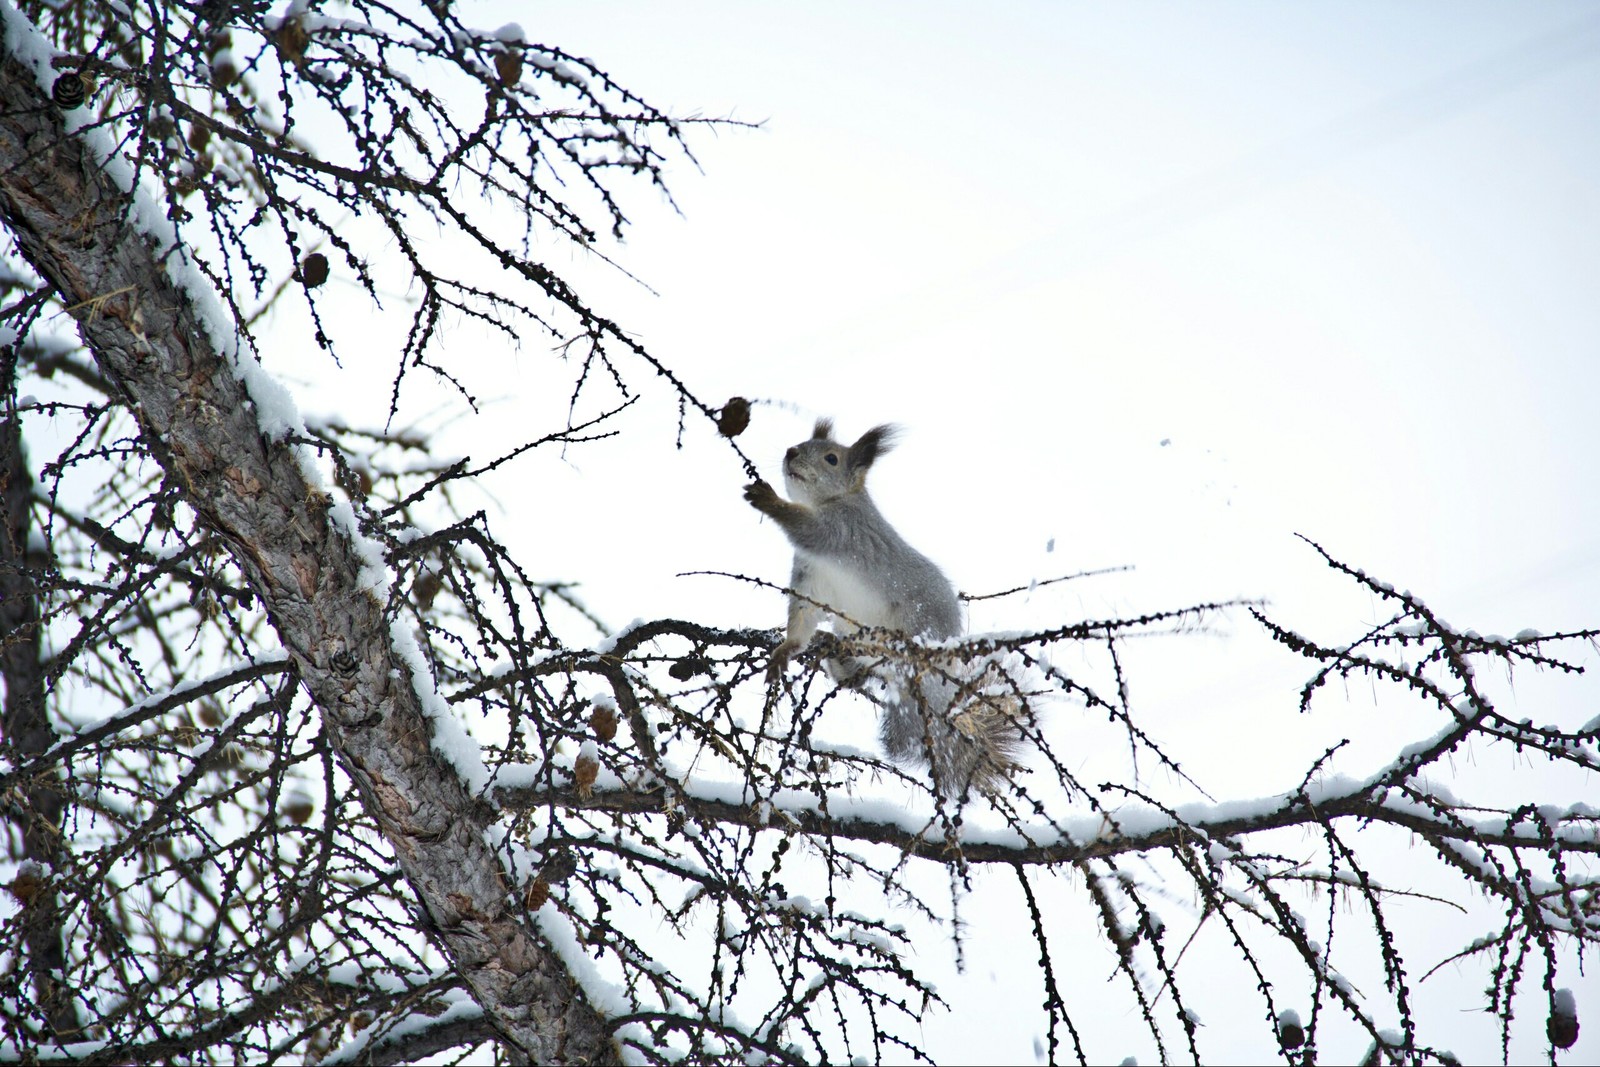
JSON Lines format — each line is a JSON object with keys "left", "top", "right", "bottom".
{"left": 459, "top": 1, "right": 1600, "bottom": 639}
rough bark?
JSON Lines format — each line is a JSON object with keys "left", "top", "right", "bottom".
{"left": 0, "top": 43, "right": 615, "bottom": 1064}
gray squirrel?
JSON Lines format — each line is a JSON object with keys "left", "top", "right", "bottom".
{"left": 743, "top": 418, "right": 1023, "bottom": 797}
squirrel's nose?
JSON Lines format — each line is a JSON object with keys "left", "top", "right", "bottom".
{"left": 784, "top": 446, "right": 798, "bottom": 461}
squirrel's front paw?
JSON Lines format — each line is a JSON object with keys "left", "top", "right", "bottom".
{"left": 765, "top": 638, "right": 799, "bottom": 682}
{"left": 743, "top": 480, "right": 781, "bottom": 514}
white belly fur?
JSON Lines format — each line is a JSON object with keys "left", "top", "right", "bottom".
{"left": 800, "top": 552, "right": 894, "bottom": 631}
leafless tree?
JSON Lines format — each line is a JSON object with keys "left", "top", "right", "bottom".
{"left": 0, "top": 1, "right": 1594, "bottom": 1063}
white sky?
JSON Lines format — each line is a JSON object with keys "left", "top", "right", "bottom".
{"left": 285, "top": 2, "right": 1600, "bottom": 1061}
{"left": 431, "top": 0, "right": 1600, "bottom": 639}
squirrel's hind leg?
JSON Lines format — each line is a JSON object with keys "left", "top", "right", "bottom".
{"left": 768, "top": 588, "right": 823, "bottom": 681}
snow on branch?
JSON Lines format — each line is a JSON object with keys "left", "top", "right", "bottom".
{"left": 0, "top": 0, "right": 1593, "bottom": 1061}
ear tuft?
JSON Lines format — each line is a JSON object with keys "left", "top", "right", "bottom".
{"left": 847, "top": 424, "right": 899, "bottom": 474}
{"left": 811, "top": 417, "right": 835, "bottom": 441}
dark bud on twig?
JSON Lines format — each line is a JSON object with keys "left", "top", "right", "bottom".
{"left": 1549, "top": 988, "right": 1579, "bottom": 1049}
{"left": 412, "top": 571, "right": 442, "bottom": 611}
{"left": 494, "top": 50, "right": 523, "bottom": 88}
{"left": 668, "top": 655, "right": 711, "bottom": 680}
{"left": 280, "top": 789, "right": 315, "bottom": 825}
{"left": 51, "top": 73, "right": 86, "bottom": 110}
{"left": 1276, "top": 1010, "right": 1305, "bottom": 1050}
{"left": 299, "top": 253, "right": 329, "bottom": 289}
{"left": 589, "top": 702, "right": 618, "bottom": 742}
{"left": 540, "top": 848, "right": 577, "bottom": 885}
{"left": 6, "top": 862, "right": 44, "bottom": 905}
{"left": 574, "top": 746, "right": 599, "bottom": 797}
{"left": 717, "top": 396, "right": 751, "bottom": 437}
{"left": 271, "top": 17, "right": 311, "bottom": 68}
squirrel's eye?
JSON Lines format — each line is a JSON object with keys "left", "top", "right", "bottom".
{"left": 825, "top": 453, "right": 838, "bottom": 466}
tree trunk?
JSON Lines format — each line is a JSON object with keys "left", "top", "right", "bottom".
{"left": 0, "top": 39, "right": 614, "bottom": 1064}
{"left": 0, "top": 343, "right": 79, "bottom": 1040}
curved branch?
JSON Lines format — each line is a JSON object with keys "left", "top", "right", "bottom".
{"left": 494, "top": 780, "right": 1600, "bottom": 866}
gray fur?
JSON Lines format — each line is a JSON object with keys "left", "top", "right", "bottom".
{"left": 744, "top": 419, "right": 1021, "bottom": 797}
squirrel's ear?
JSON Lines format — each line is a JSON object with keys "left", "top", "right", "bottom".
{"left": 847, "top": 424, "right": 899, "bottom": 476}
{"left": 811, "top": 417, "right": 834, "bottom": 441}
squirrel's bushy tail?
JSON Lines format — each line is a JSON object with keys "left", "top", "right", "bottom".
{"left": 873, "top": 655, "right": 1031, "bottom": 799}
